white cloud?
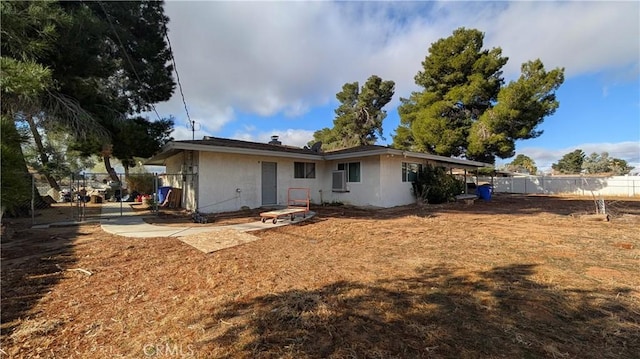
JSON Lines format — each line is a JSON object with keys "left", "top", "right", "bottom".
{"left": 170, "top": 126, "right": 196, "bottom": 141}
{"left": 158, "top": 2, "right": 464, "bottom": 123}
{"left": 162, "top": 105, "right": 235, "bottom": 140}
{"left": 482, "top": 2, "right": 640, "bottom": 79}
{"left": 503, "top": 141, "right": 640, "bottom": 173}
{"left": 158, "top": 1, "right": 639, "bottom": 131}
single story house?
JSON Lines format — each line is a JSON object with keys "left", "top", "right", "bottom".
{"left": 145, "top": 136, "right": 492, "bottom": 213}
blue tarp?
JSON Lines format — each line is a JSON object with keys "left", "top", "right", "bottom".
{"left": 158, "top": 186, "right": 172, "bottom": 203}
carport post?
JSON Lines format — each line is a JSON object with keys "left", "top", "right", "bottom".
{"left": 463, "top": 169, "right": 467, "bottom": 194}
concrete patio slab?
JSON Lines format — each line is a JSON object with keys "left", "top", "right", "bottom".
{"left": 32, "top": 202, "right": 314, "bottom": 253}
{"left": 97, "top": 203, "right": 315, "bottom": 253}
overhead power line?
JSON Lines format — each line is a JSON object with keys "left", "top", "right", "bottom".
{"left": 97, "top": 1, "right": 163, "bottom": 123}
{"left": 161, "top": 17, "right": 194, "bottom": 139}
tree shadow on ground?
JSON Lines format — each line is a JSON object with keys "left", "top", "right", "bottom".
{"left": 194, "top": 264, "right": 638, "bottom": 358}
{"left": 0, "top": 224, "right": 80, "bottom": 338}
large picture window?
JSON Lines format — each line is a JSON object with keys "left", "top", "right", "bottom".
{"left": 294, "top": 162, "right": 316, "bottom": 179}
{"left": 402, "top": 162, "right": 422, "bottom": 182}
{"left": 338, "top": 162, "right": 361, "bottom": 182}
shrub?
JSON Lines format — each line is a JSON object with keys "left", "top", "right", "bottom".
{"left": 144, "top": 197, "right": 158, "bottom": 208}
{"left": 411, "top": 165, "right": 464, "bottom": 204}
{"left": 126, "top": 173, "right": 155, "bottom": 194}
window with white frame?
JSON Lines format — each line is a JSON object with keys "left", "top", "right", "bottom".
{"left": 338, "top": 162, "right": 361, "bottom": 182}
{"left": 402, "top": 162, "right": 422, "bottom": 182}
{"left": 294, "top": 162, "right": 316, "bottom": 178}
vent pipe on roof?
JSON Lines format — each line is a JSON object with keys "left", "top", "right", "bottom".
{"left": 268, "top": 135, "right": 281, "bottom": 145}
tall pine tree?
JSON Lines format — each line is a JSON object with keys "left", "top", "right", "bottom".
{"left": 393, "top": 28, "right": 564, "bottom": 163}
{"left": 311, "top": 75, "right": 394, "bottom": 150}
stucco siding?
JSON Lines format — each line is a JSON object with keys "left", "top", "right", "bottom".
{"left": 196, "top": 152, "right": 322, "bottom": 213}
{"left": 163, "top": 154, "right": 183, "bottom": 175}
{"left": 324, "top": 156, "right": 382, "bottom": 207}
{"left": 155, "top": 146, "right": 487, "bottom": 212}
{"left": 160, "top": 151, "right": 198, "bottom": 210}
{"left": 379, "top": 155, "right": 415, "bottom": 207}
{"left": 379, "top": 155, "right": 449, "bottom": 207}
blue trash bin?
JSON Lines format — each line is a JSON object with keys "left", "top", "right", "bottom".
{"left": 476, "top": 184, "right": 492, "bottom": 201}
{"left": 158, "top": 186, "right": 172, "bottom": 203}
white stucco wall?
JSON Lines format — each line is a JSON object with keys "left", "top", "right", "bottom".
{"left": 163, "top": 153, "right": 183, "bottom": 177}
{"left": 159, "top": 149, "right": 484, "bottom": 212}
{"left": 320, "top": 155, "right": 440, "bottom": 208}
{"left": 161, "top": 151, "right": 197, "bottom": 210}
{"left": 379, "top": 156, "right": 452, "bottom": 207}
{"left": 195, "top": 152, "right": 323, "bottom": 213}
{"left": 323, "top": 156, "right": 383, "bottom": 207}
{"left": 379, "top": 155, "right": 416, "bottom": 207}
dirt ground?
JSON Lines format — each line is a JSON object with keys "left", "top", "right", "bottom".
{"left": 2, "top": 194, "right": 639, "bottom": 358}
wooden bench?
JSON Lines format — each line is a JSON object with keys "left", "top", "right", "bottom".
{"left": 455, "top": 194, "right": 478, "bottom": 205}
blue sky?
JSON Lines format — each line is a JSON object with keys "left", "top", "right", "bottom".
{"left": 149, "top": 1, "right": 639, "bottom": 173}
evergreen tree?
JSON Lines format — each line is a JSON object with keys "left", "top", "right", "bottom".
{"left": 552, "top": 149, "right": 585, "bottom": 174}
{"left": 610, "top": 158, "right": 634, "bottom": 176}
{"left": 506, "top": 154, "right": 538, "bottom": 175}
{"left": 311, "top": 75, "right": 394, "bottom": 150}
{"left": 582, "top": 152, "right": 611, "bottom": 174}
{"left": 2, "top": 1, "right": 71, "bottom": 192}
{"left": 1, "top": 116, "right": 33, "bottom": 217}
{"left": 112, "top": 116, "right": 174, "bottom": 177}
{"left": 0, "top": 1, "right": 70, "bottom": 210}
{"left": 51, "top": 1, "right": 176, "bottom": 180}
{"left": 1, "top": 1, "right": 177, "bottom": 185}
{"left": 393, "top": 28, "right": 564, "bottom": 163}
{"left": 583, "top": 152, "right": 634, "bottom": 175}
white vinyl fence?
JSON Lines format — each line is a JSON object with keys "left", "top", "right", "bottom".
{"left": 476, "top": 175, "right": 640, "bottom": 197}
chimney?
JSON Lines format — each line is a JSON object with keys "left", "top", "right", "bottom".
{"left": 268, "top": 135, "right": 281, "bottom": 145}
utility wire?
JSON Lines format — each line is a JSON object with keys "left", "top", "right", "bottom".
{"left": 161, "top": 17, "right": 194, "bottom": 138}
{"left": 97, "top": 1, "right": 162, "bottom": 122}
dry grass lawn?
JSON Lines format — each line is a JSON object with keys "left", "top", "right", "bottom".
{"left": 2, "top": 195, "right": 639, "bottom": 358}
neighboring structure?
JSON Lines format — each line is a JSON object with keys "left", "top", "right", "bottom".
{"left": 145, "top": 136, "right": 492, "bottom": 213}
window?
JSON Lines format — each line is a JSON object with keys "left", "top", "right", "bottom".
{"left": 294, "top": 162, "right": 315, "bottom": 179}
{"left": 402, "top": 162, "right": 422, "bottom": 182}
{"left": 338, "top": 162, "right": 361, "bottom": 182}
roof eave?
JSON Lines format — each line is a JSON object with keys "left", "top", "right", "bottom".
{"left": 322, "top": 148, "right": 391, "bottom": 160}
{"left": 145, "top": 141, "right": 493, "bottom": 169}
{"left": 144, "top": 143, "right": 182, "bottom": 165}
{"left": 147, "top": 142, "right": 322, "bottom": 164}
{"left": 324, "top": 148, "right": 492, "bottom": 169}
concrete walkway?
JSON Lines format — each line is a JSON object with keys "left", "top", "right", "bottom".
{"left": 32, "top": 202, "right": 314, "bottom": 253}
{"left": 99, "top": 202, "right": 315, "bottom": 238}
